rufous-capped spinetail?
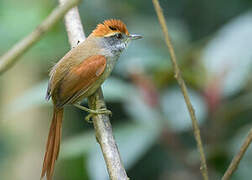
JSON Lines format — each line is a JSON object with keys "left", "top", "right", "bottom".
{"left": 41, "top": 19, "right": 142, "bottom": 180}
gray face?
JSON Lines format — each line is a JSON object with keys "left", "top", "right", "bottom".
{"left": 96, "top": 33, "right": 142, "bottom": 57}
{"left": 104, "top": 33, "right": 130, "bottom": 55}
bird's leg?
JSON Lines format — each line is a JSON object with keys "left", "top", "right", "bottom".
{"left": 73, "top": 103, "right": 112, "bottom": 123}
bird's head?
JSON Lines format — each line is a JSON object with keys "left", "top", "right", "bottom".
{"left": 91, "top": 19, "right": 142, "bottom": 54}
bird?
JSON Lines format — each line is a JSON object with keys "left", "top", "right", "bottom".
{"left": 41, "top": 19, "right": 142, "bottom": 180}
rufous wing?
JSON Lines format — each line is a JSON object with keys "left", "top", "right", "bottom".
{"left": 52, "top": 55, "right": 106, "bottom": 107}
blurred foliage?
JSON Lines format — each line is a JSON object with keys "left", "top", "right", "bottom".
{"left": 1, "top": 0, "right": 252, "bottom": 180}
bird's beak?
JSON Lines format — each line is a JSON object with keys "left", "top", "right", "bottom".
{"left": 129, "top": 34, "right": 143, "bottom": 40}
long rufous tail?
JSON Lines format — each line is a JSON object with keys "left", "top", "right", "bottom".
{"left": 41, "top": 107, "right": 63, "bottom": 180}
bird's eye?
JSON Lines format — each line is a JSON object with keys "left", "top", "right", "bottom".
{"left": 116, "top": 33, "right": 123, "bottom": 39}
{"left": 109, "top": 26, "right": 117, "bottom": 31}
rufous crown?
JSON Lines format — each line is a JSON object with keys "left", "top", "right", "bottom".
{"left": 92, "top": 19, "right": 129, "bottom": 37}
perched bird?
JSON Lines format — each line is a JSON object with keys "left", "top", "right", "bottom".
{"left": 41, "top": 19, "right": 142, "bottom": 180}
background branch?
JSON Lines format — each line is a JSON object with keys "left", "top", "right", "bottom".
{"left": 222, "top": 128, "right": 252, "bottom": 180}
{"left": 0, "top": 0, "right": 81, "bottom": 75}
{"left": 152, "top": 0, "right": 209, "bottom": 179}
{"left": 58, "top": 0, "right": 129, "bottom": 179}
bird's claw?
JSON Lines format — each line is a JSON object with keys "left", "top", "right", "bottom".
{"left": 85, "top": 108, "right": 112, "bottom": 123}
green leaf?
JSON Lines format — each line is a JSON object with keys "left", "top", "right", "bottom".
{"left": 161, "top": 86, "right": 207, "bottom": 131}
{"left": 202, "top": 11, "right": 252, "bottom": 96}
{"left": 60, "top": 131, "right": 95, "bottom": 159}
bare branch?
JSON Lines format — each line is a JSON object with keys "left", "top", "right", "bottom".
{"left": 88, "top": 89, "right": 129, "bottom": 180}
{"left": 0, "top": 0, "right": 81, "bottom": 75}
{"left": 152, "top": 0, "right": 209, "bottom": 179}
{"left": 222, "top": 128, "right": 252, "bottom": 180}
{"left": 58, "top": 0, "right": 129, "bottom": 179}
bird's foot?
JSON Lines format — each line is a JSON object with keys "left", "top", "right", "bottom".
{"left": 84, "top": 108, "right": 112, "bottom": 123}
{"left": 74, "top": 103, "right": 112, "bottom": 123}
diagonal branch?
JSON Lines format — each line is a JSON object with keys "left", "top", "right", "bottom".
{"left": 152, "top": 0, "right": 209, "bottom": 179}
{"left": 222, "top": 128, "right": 252, "bottom": 180}
{"left": 58, "top": 0, "right": 129, "bottom": 179}
{"left": 0, "top": 0, "right": 81, "bottom": 75}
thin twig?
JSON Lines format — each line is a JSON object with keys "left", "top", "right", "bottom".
{"left": 0, "top": 0, "right": 81, "bottom": 75}
{"left": 152, "top": 0, "right": 209, "bottom": 179}
{"left": 222, "top": 128, "right": 252, "bottom": 180}
{"left": 58, "top": 0, "right": 129, "bottom": 179}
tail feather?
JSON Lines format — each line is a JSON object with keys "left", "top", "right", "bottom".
{"left": 41, "top": 107, "right": 63, "bottom": 180}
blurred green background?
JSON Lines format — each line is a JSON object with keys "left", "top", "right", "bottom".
{"left": 1, "top": 0, "right": 252, "bottom": 179}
